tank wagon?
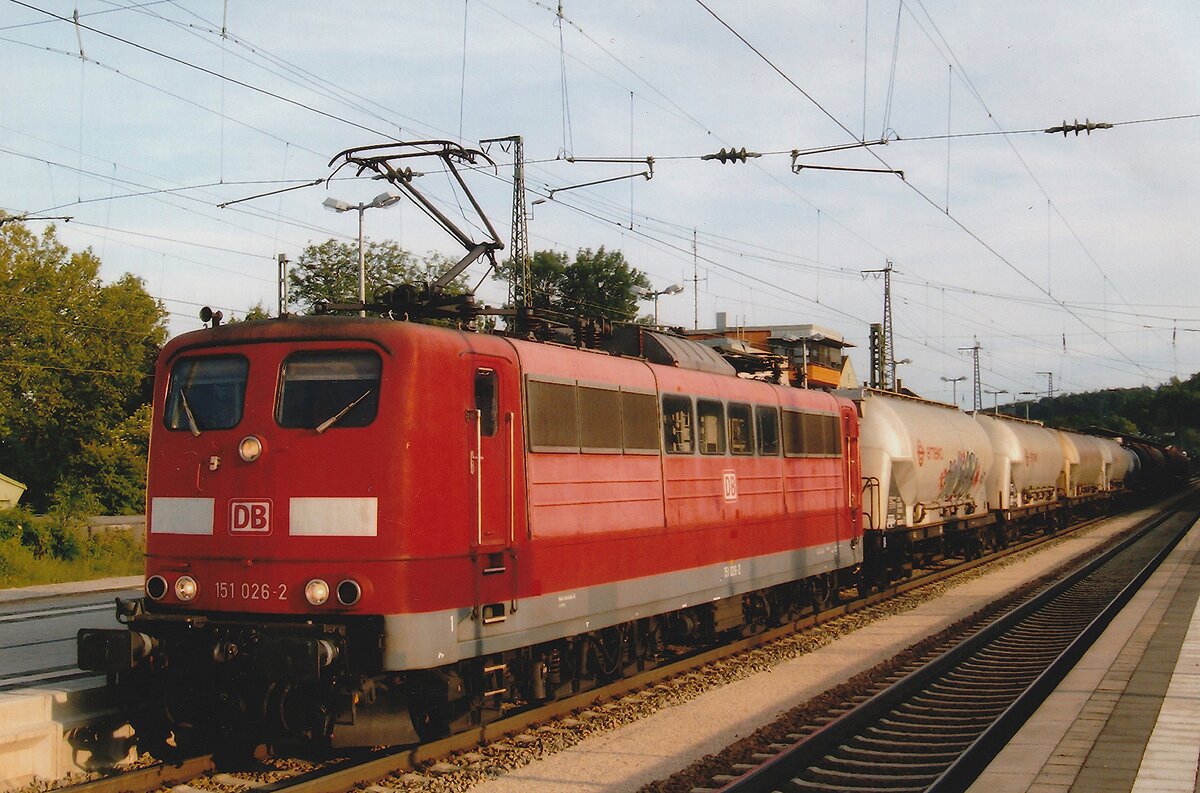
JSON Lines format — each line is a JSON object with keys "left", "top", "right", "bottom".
{"left": 975, "top": 412, "right": 1063, "bottom": 534}
{"left": 77, "top": 316, "right": 1182, "bottom": 755}
{"left": 843, "top": 389, "right": 994, "bottom": 584}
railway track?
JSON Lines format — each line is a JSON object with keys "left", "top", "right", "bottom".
{"left": 690, "top": 492, "right": 1200, "bottom": 793}
{"left": 30, "top": 497, "right": 1183, "bottom": 793}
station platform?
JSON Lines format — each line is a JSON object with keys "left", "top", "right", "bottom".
{"left": 969, "top": 514, "right": 1200, "bottom": 793}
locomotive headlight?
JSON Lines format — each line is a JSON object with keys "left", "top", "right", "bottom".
{"left": 146, "top": 575, "right": 168, "bottom": 600}
{"left": 174, "top": 575, "right": 198, "bottom": 601}
{"left": 305, "top": 578, "right": 330, "bottom": 606}
{"left": 238, "top": 435, "right": 264, "bottom": 463}
{"left": 337, "top": 578, "right": 362, "bottom": 606}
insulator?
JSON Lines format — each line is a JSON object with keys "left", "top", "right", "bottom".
{"left": 702, "top": 146, "right": 760, "bottom": 164}
{"left": 1045, "top": 118, "right": 1113, "bottom": 136}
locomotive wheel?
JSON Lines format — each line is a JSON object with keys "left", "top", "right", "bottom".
{"left": 591, "top": 626, "right": 627, "bottom": 682}
{"left": 407, "top": 693, "right": 450, "bottom": 742}
{"left": 810, "top": 574, "right": 834, "bottom": 613}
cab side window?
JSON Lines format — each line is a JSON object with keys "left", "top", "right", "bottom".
{"left": 475, "top": 369, "right": 498, "bottom": 436}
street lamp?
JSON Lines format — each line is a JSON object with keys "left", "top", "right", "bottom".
{"left": 891, "top": 357, "right": 912, "bottom": 392}
{"left": 637, "top": 283, "right": 684, "bottom": 324}
{"left": 1018, "top": 391, "right": 1039, "bottom": 420}
{"left": 322, "top": 192, "right": 403, "bottom": 316}
{"left": 984, "top": 388, "right": 1009, "bottom": 415}
{"left": 941, "top": 375, "right": 966, "bottom": 406}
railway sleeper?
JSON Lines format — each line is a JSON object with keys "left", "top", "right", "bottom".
{"left": 866, "top": 724, "right": 981, "bottom": 743}
{"left": 926, "top": 680, "right": 1028, "bottom": 697}
{"left": 820, "top": 755, "right": 948, "bottom": 776}
{"left": 890, "top": 708, "right": 997, "bottom": 728}
{"left": 945, "top": 664, "right": 1045, "bottom": 679}
{"left": 839, "top": 745, "right": 963, "bottom": 765}
{"left": 877, "top": 716, "right": 988, "bottom": 736}
{"left": 853, "top": 733, "right": 974, "bottom": 752}
{"left": 791, "top": 781, "right": 928, "bottom": 793}
{"left": 801, "top": 765, "right": 940, "bottom": 788}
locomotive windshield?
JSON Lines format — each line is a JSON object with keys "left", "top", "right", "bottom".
{"left": 164, "top": 356, "right": 249, "bottom": 433}
{"left": 277, "top": 351, "right": 381, "bottom": 430}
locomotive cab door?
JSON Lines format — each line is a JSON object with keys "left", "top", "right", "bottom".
{"left": 467, "top": 356, "right": 518, "bottom": 622}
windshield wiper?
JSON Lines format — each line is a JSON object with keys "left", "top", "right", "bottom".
{"left": 179, "top": 389, "right": 201, "bottom": 437}
{"left": 316, "top": 390, "right": 372, "bottom": 434}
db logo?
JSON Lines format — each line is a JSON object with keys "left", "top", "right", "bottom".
{"left": 722, "top": 470, "right": 738, "bottom": 502}
{"left": 230, "top": 500, "right": 271, "bottom": 534}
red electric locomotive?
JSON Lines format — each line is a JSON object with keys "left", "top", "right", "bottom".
{"left": 79, "top": 314, "right": 862, "bottom": 753}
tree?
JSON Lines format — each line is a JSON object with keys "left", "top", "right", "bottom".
{"left": 0, "top": 219, "right": 166, "bottom": 509}
{"left": 288, "top": 239, "right": 468, "bottom": 314}
{"left": 232, "top": 302, "right": 272, "bottom": 322}
{"left": 560, "top": 247, "right": 650, "bottom": 321}
{"left": 493, "top": 246, "right": 649, "bottom": 322}
{"left": 63, "top": 404, "right": 153, "bottom": 515}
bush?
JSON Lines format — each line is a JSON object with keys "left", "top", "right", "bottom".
{"left": 0, "top": 493, "right": 143, "bottom": 587}
{"left": 0, "top": 507, "right": 36, "bottom": 543}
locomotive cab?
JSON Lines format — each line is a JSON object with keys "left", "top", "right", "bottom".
{"left": 79, "top": 316, "right": 526, "bottom": 752}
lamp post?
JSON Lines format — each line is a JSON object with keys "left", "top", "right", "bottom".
{"left": 638, "top": 283, "right": 684, "bottom": 325}
{"left": 985, "top": 388, "right": 1009, "bottom": 415}
{"left": 1018, "top": 390, "right": 1039, "bottom": 420}
{"left": 941, "top": 375, "right": 966, "bottom": 406}
{"left": 322, "top": 192, "right": 403, "bottom": 316}
{"left": 891, "top": 357, "right": 912, "bottom": 392}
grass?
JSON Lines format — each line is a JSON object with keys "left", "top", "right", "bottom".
{"left": 0, "top": 507, "right": 143, "bottom": 589}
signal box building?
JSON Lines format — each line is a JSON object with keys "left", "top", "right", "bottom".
{"left": 685, "top": 315, "right": 856, "bottom": 390}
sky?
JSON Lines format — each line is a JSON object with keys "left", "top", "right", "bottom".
{"left": 3, "top": 1, "right": 1199, "bottom": 407}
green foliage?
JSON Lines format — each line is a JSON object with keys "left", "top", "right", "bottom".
{"left": 0, "top": 506, "right": 30, "bottom": 542}
{"left": 493, "top": 246, "right": 651, "bottom": 322}
{"left": 0, "top": 218, "right": 166, "bottom": 508}
{"left": 63, "top": 404, "right": 151, "bottom": 515}
{"left": 287, "top": 239, "right": 468, "bottom": 314}
{"left": 228, "top": 301, "right": 272, "bottom": 322}
{"left": 0, "top": 506, "right": 142, "bottom": 585}
{"left": 1009, "top": 371, "right": 1200, "bottom": 459}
